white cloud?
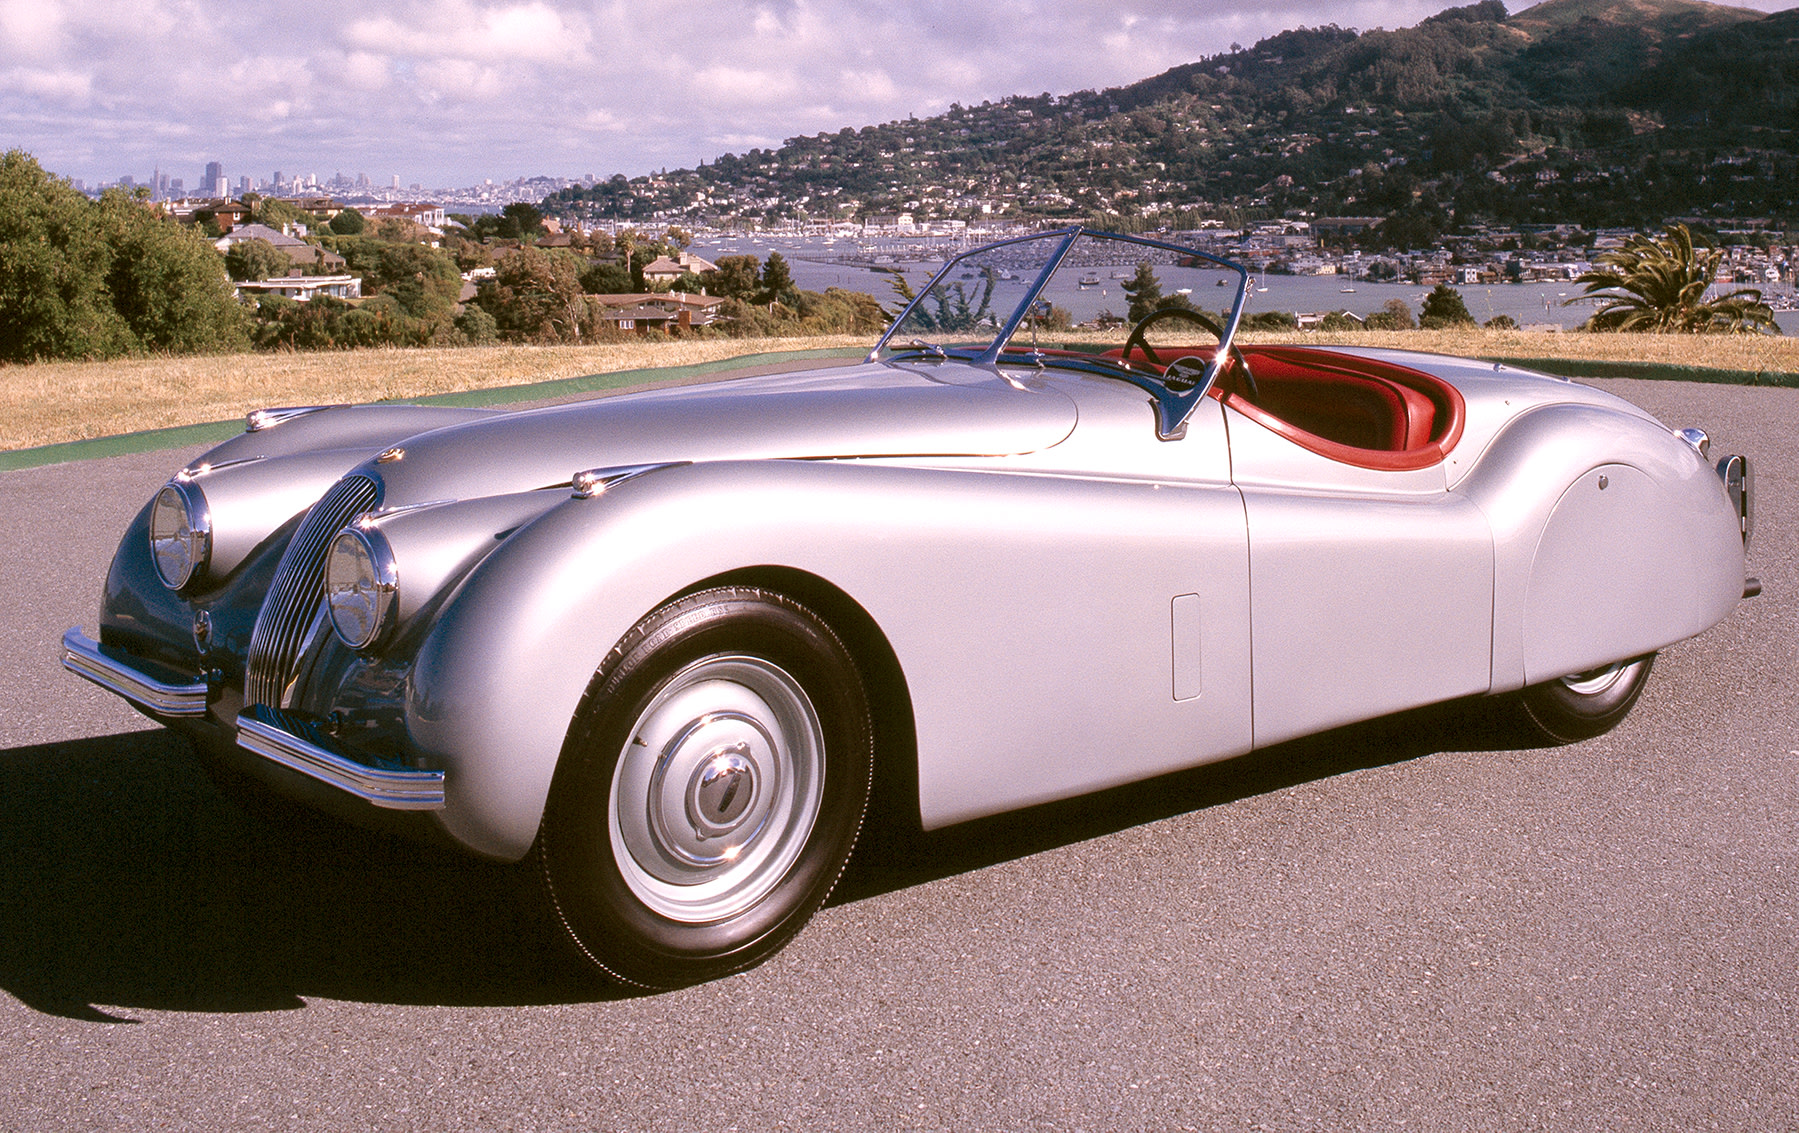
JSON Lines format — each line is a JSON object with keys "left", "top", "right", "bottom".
{"left": 0, "top": 65, "right": 91, "bottom": 101}
{"left": 414, "top": 57, "right": 505, "bottom": 101}
{"left": 341, "top": 51, "right": 392, "bottom": 91}
{"left": 346, "top": 2, "right": 590, "bottom": 64}
{"left": 691, "top": 65, "right": 801, "bottom": 106}
{"left": 0, "top": 0, "right": 65, "bottom": 57}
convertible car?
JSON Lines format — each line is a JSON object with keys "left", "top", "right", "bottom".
{"left": 65, "top": 228, "right": 1756, "bottom": 987}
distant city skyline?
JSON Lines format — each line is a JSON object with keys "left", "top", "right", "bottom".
{"left": 11, "top": 0, "right": 1797, "bottom": 193}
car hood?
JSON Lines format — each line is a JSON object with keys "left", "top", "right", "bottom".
{"left": 369, "top": 360, "right": 1078, "bottom": 503}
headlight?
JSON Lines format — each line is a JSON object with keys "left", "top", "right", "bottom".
{"left": 324, "top": 525, "right": 398, "bottom": 651}
{"left": 149, "top": 480, "right": 212, "bottom": 591}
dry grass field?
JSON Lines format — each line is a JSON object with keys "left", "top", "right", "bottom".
{"left": 3, "top": 329, "right": 1797, "bottom": 453}
{"left": 0, "top": 337, "right": 868, "bottom": 452}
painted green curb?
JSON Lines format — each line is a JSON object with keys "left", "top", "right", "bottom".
{"left": 0, "top": 346, "right": 868, "bottom": 473}
{"left": 0, "top": 419, "right": 245, "bottom": 472}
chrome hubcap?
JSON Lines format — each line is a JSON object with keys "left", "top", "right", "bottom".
{"left": 611, "top": 656, "right": 824, "bottom": 923}
{"left": 689, "top": 744, "right": 757, "bottom": 836}
{"left": 1560, "top": 660, "right": 1629, "bottom": 697}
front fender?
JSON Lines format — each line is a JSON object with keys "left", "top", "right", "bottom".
{"left": 404, "top": 458, "right": 1254, "bottom": 860}
{"left": 404, "top": 461, "right": 884, "bottom": 859}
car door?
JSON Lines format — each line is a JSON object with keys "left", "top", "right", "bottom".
{"left": 1223, "top": 401, "right": 1495, "bottom": 750}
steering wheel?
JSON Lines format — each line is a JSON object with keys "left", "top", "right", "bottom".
{"left": 1121, "top": 307, "right": 1257, "bottom": 401}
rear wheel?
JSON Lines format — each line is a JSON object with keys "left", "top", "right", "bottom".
{"left": 537, "top": 587, "right": 873, "bottom": 988}
{"left": 1516, "top": 653, "right": 1656, "bottom": 744}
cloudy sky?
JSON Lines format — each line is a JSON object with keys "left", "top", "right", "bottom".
{"left": 3, "top": 0, "right": 1794, "bottom": 190}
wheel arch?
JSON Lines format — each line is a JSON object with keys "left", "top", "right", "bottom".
{"left": 671, "top": 564, "right": 921, "bottom": 835}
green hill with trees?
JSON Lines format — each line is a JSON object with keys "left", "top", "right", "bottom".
{"left": 547, "top": 0, "right": 1799, "bottom": 235}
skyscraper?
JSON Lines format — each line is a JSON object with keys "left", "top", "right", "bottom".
{"left": 204, "top": 160, "right": 225, "bottom": 197}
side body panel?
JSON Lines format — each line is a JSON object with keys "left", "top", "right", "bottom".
{"left": 404, "top": 459, "right": 1253, "bottom": 859}
{"left": 1223, "top": 403, "right": 1495, "bottom": 748}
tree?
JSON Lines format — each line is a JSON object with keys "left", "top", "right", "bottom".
{"left": 499, "top": 202, "right": 543, "bottom": 241}
{"left": 1242, "top": 309, "right": 1298, "bottom": 331}
{"left": 96, "top": 189, "right": 249, "bottom": 355}
{"left": 704, "top": 255, "right": 763, "bottom": 300}
{"left": 0, "top": 152, "right": 245, "bottom": 361}
{"left": 757, "top": 251, "right": 799, "bottom": 306}
{"left": 1419, "top": 283, "right": 1475, "bottom": 328}
{"left": 252, "top": 196, "right": 306, "bottom": 231}
{"left": 225, "top": 238, "right": 292, "bottom": 282}
{"left": 364, "top": 242, "right": 463, "bottom": 321}
{"left": 579, "top": 259, "right": 634, "bottom": 295}
{"left": 328, "top": 207, "right": 365, "bottom": 235}
{"left": 1121, "top": 261, "right": 1163, "bottom": 323}
{"left": 1572, "top": 223, "right": 1776, "bottom": 334}
{"left": 0, "top": 150, "right": 132, "bottom": 361}
{"left": 477, "top": 246, "right": 587, "bottom": 343}
{"left": 1364, "top": 298, "right": 1417, "bottom": 330}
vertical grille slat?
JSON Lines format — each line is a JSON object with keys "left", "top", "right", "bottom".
{"left": 245, "top": 475, "right": 379, "bottom": 708}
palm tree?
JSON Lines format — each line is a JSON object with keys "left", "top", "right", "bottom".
{"left": 1570, "top": 223, "right": 1774, "bottom": 334}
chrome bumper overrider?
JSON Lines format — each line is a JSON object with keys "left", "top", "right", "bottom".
{"left": 63, "top": 626, "right": 209, "bottom": 716}
{"left": 64, "top": 627, "right": 444, "bottom": 811}
{"left": 236, "top": 706, "right": 445, "bottom": 811}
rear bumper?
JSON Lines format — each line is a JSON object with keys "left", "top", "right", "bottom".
{"left": 64, "top": 626, "right": 444, "bottom": 812}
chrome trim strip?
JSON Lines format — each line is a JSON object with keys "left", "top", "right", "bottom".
{"left": 235, "top": 707, "right": 445, "bottom": 811}
{"left": 62, "top": 627, "right": 208, "bottom": 717}
{"left": 245, "top": 405, "right": 345, "bottom": 432}
{"left": 571, "top": 461, "right": 691, "bottom": 499}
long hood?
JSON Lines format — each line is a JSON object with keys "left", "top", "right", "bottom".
{"left": 370, "top": 361, "right": 1077, "bottom": 503}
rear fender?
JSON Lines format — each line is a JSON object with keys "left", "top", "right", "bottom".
{"left": 1456, "top": 404, "right": 1743, "bottom": 690}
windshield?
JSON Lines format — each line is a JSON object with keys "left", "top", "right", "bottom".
{"left": 871, "top": 227, "right": 1249, "bottom": 365}
{"left": 869, "top": 227, "right": 1251, "bottom": 441}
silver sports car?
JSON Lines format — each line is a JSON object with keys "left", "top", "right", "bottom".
{"left": 65, "top": 227, "right": 1757, "bottom": 987}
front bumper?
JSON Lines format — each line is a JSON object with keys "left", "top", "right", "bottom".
{"left": 62, "top": 626, "right": 208, "bottom": 716}
{"left": 63, "top": 627, "right": 445, "bottom": 811}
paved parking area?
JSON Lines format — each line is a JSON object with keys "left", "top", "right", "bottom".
{"left": 1, "top": 376, "right": 1794, "bottom": 1131}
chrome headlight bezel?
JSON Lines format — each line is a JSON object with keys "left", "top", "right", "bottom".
{"left": 324, "top": 523, "right": 399, "bottom": 652}
{"left": 149, "top": 479, "right": 213, "bottom": 591}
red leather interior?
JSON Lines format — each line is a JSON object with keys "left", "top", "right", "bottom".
{"left": 1225, "top": 346, "right": 1465, "bottom": 471}
{"left": 1012, "top": 342, "right": 1467, "bottom": 472}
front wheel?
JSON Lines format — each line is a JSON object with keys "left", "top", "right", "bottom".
{"left": 537, "top": 587, "right": 873, "bottom": 988}
{"left": 1515, "top": 653, "right": 1656, "bottom": 744}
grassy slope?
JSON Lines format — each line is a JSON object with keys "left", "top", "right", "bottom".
{"left": 3, "top": 330, "right": 1796, "bottom": 454}
{"left": 0, "top": 337, "right": 870, "bottom": 452}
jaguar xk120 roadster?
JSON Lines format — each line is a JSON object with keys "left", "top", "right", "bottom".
{"left": 66, "top": 228, "right": 1756, "bottom": 986}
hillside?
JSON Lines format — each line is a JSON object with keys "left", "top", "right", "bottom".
{"left": 544, "top": 0, "right": 1799, "bottom": 234}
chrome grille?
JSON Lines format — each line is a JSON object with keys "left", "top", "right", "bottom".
{"left": 244, "top": 475, "right": 379, "bottom": 708}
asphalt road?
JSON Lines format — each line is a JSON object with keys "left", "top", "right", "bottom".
{"left": 2, "top": 377, "right": 1795, "bottom": 1131}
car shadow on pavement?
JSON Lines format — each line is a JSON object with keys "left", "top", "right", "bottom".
{"left": 0, "top": 729, "right": 614, "bottom": 1022}
{"left": 836, "top": 692, "right": 1538, "bottom": 904}
{"left": 0, "top": 697, "right": 1534, "bottom": 1021}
